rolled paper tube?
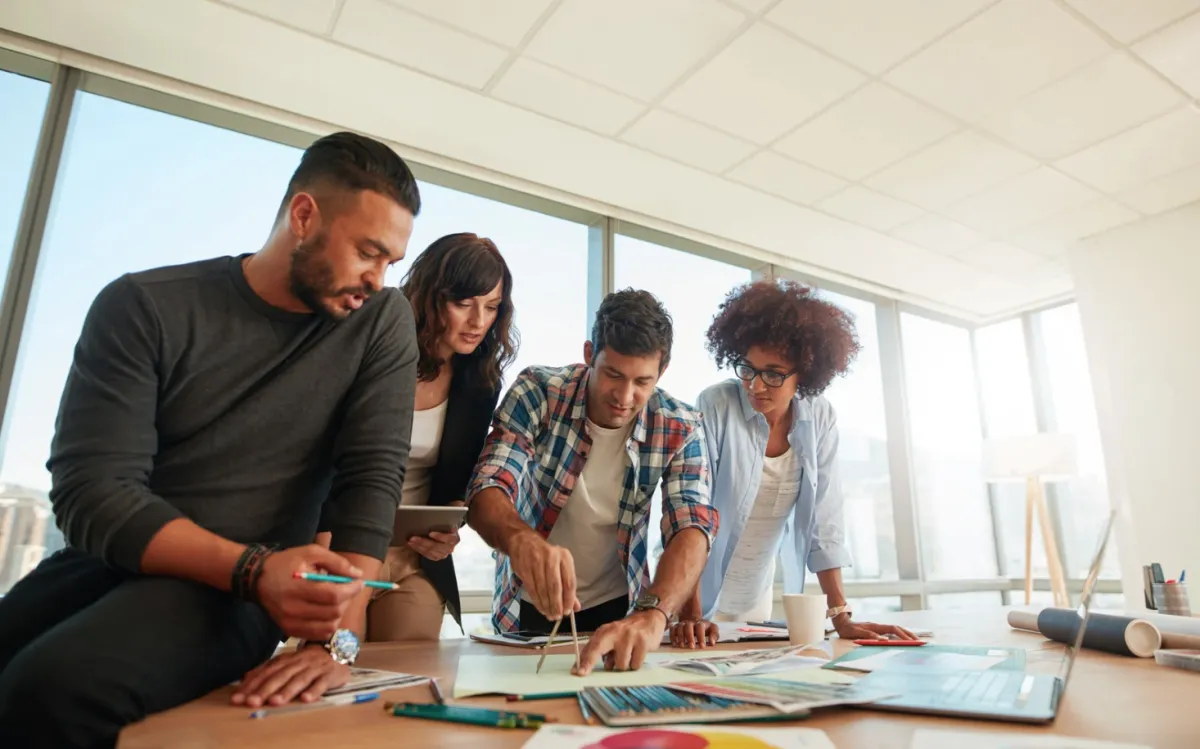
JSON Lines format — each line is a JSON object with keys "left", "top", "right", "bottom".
{"left": 1036, "top": 609, "right": 1161, "bottom": 658}
{"left": 1007, "top": 610, "right": 1040, "bottom": 633}
{"left": 1128, "top": 611, "right": 1200, "bottom": 649}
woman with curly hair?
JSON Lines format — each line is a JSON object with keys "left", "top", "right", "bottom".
{"left": 669, "top": 279, "right": 913, "bottom": 648}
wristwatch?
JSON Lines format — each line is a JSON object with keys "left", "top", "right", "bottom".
{"left": 321, "top": 628, "right": 360, "bottom": 665}
{"left": 632, "top": 592, "right": 671, "bottom": 624}
{"left": 826, "top": 604, "right": 852, "bottom": 621}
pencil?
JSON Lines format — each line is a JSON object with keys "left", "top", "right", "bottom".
{"left": 505, "top": 691, "right": 575, "bottom": 702}
{"left": 576, "top": 692, "right": 594, "bottom": 724}
{"left": 293, "top": 571, "right": 399, "bottom": 591}
{"left": 429, "top": 678, "right": 445, "bottom": 705}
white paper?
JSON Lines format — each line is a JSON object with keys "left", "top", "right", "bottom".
{"left": 659, "top": 644, "right": 831, "bottom": 676}
{"left": 660, "top": 621, "right": 792, "bottom": 645}
{"left": 323, "top": 667, "right": 429, "bottom": 696}
{"left": 521, "top": 724, "right": 837, "bottom": 749}
{"left": 471, "top": 631, "right": 592, "bottom": 648}
{"left": 911, "top": 728, "right": 1153, "bottom": 749}
{"left": 832, "top": 650, "right": 1005, "bottom": 673}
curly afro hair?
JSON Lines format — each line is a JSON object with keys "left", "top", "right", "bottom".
{"left": 705, "top": 279, "right": 860, "bottom": 400}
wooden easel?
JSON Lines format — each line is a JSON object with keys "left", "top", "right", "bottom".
{"left": 1024, "top": 475, "right": 1069, "bottom": 607}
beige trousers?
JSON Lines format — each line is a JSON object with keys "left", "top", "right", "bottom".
{"left": 366, "top": 546, "right": 445, "bottom": 642}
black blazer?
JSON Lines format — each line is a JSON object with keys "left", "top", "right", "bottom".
{"left": 422, "top": 362, "right": 501, "bottom": 628}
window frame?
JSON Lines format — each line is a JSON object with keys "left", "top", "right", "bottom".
{"left": 0, "top": 46, "right": 1120, "bottom": 611}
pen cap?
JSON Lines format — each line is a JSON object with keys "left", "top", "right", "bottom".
{"left": 1152, "top": 582, "right": 1192, "bottom": 617}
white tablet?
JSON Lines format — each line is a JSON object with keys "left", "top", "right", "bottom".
{"left": 391, "top": 506, "right": 468, "bottom": 542}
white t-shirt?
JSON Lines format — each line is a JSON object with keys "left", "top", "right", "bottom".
{"left": 399, "top": 398, "right": 448, "bottom": 507}
{"left": 522, "top": 418, "right": 632, "bottom": 610}
{"left": 714, "top": 447, "right": 802, "bottom": 621}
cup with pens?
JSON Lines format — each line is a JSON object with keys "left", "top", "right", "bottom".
{"left": 1144, "top": 564, "right": 1191, "bottom": 616}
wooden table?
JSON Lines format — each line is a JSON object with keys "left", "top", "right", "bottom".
{"left": 119, "top": 608, "right": 1196, "bottom": 748}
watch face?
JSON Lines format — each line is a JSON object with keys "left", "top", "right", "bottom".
{"left": 329, "top": 629, "right": 360, "bottom": 663}
{"left": 635, "top": 592, "right": 660, "bottom": 609}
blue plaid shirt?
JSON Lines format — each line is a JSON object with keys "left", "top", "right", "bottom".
{"left": 466, "top": 363, "right": 718, "bottom": 633}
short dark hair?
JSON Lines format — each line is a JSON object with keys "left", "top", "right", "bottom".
{"left": 281, "top": 131, "right": 421, "bottom": 217}
{"left": 401, "top": 233, "right": 518, "bottom": 393}
{"left": 706, "top": 280, "right": 859, "bottom": 399}
{"left": 590, "top": 289, "right": 673, "bottom": 370}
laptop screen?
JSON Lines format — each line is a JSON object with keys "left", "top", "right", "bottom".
{"left": 1057, "top": 511, "right": 1116, "bottom": 685}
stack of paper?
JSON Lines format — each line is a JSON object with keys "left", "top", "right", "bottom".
{"left": 521, "top": 724, "right": 836, "bottom": 748}
{"left": 324, "top": 668, "right": 429, "bottom": 696}
{"left": 657, "top": 644, "right": 831, "bottom": 676}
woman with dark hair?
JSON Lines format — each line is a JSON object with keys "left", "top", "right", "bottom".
{"left": 669, "top": 280, "right": 914, "bottom": 648}
{"left": 356, "top": 232, "right": 518, "bottom": 641}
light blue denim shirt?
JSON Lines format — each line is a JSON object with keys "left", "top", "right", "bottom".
{"left": 695, "top": 379, "right": 852, "bottom": 620}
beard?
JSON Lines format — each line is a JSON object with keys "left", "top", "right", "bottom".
{"left": 289, "top": 234, "right": 371, "bottom": 321}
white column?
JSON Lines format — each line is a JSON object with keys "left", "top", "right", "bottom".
{"left": 1070, "top": 201, "right": 1200, "bottom": 610}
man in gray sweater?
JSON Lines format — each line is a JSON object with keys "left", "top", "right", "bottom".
{"left": 0, "top": 131, "right": 421, "bottom": 748}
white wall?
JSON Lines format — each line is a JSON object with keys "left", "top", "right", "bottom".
{"left": 1070, "top": 200, "right": 1200, "bottom": 611}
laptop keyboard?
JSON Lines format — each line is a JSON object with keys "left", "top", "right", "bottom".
{"left": 931, "top": 671, "right": 1021, "bottom": 709}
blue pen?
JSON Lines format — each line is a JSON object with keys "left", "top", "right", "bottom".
{"left": 294, "top": 571, "right": 399, "bottom": 591}
{"left": 1181, "top": 570, "right": 1187, "bottom": 583}
{"left": 250, "top": 691, "right": 380, "bottom": 718}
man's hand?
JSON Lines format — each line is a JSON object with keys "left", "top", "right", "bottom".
{"left": 255, "top": 545, "right": 365, "bottom": 641}
{"left": 574, "top": 610, "right": 665, "bottom": 675}
{"left": 231, "top": 647, "right": 349, "bottom": 708}
{"left": 669, "top": 619, "right": 719, "bottom": 649}
{"left": 408, "top": 528, "right": 460, "bottom": 562}
{"left": 833, "top": 617, "right": 916, "bottom": 641}
{"left": 508, "top": 531, "right": 578, "bottom": 620}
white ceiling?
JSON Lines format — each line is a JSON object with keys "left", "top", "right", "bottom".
{"left": 3, "top": 0, "right": 1200, "bottom": 320}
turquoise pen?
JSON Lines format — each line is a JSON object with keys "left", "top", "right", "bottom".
{"left": 293, "top": 571, "right": 399, "bottom": 591}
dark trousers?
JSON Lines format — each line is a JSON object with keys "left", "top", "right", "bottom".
{"left": 0, "top": 548, "right": 282, "bottom": 749}
{"left": 519, "top": 595, "right": 629, "bottom": 634}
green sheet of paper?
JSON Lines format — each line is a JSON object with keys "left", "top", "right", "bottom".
{"left": 451, "top": 652, "right": 852, "bottom": 698}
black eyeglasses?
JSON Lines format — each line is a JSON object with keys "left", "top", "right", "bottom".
{"left": 734, "top": 361, "right": 794, "bottom": 388}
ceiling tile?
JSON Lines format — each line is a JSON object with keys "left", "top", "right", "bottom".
{"left": 724, "top": 0, "right": 775, "bottom": 13}
{"left": 884, "top": 0, "right": 1111, "bottom": 122}
{"left": 816, "top": 186, "right": 923, "bottom": 231}
{"left": 1056, "top": 106, "right": 1200, "bottom": 193}
{"left": 491, "top": 58, "right": 644, "bottom": 135}
{"left": 865, "top": 131, "right": 1038, "bottom": 210}
{"left": 222, "top": 0, "right": 340, "bottom": 34}
{"left": 1007, "top": 197, "right": 1140, "bottom": 255}
{"left": 662, "top": 23, "right": 865, "bottom": 144}
{"left": 621, "top": 109, "right": 758, "bottom": 172}
{"left": 766, "top": 0, "right": 993, "bottom": 74}
{"left": 726, "top": 151, "right": 848, "bottom": 204}
{"left": 981, "top": 53, "right": 1181, "bottom": 160}
{"left": 773, "top": 83, "right": 958, "bottom": 180}
{"left": 890, "top": 214, "right": 986, "bottom": 254}
{"left": 524, "top": 0, "right": 743, "bottom": 101}
{"left": 1134, "top": 11, "right": 1200, "bottom": 98}
{"left": 334, "top": 0, "right": 508, "bottom": 88}
{"left": 1116, "top": 162, "right": 1200, "bottom": 214}
{"left": 955, "top": 241, "right": 1047, "bottom": 276}
{"left": 383, "top": 0, "right": 555, "bottom": 47}
{"left": 1064, "top": 0, "right": 1200, "bottom": 44}
{"left": 943, "top": 167, "right": 1103, "bottom": 234}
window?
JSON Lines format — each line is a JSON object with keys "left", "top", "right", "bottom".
{"left": 0, "top": 68, "right": 51, "bottom": 280}
{"left": 927, "top": 591, "right": 1003, "bottom": 609}
{"left": 1039, "top": 304, "right": 1119, "bottom": 579}
{"left": 974, "top": 320, "right": 1048, "bottom": 579}
{"left": 0, "top": 92, "right": 303, "bottom": 592}
{"left": 387, "top": 182, "right": 590, "bottom": 592}
{"left": 817, "top": 289, "right": 897, "bottom": 581}
{"left": 613, "top": 234, "right": 752, "bottom": 575}
{"left": 612, "top": 234, "right": 751, "bottom": 405}
{"left": 901, "top": 313, "right": 998, "bottom": 580}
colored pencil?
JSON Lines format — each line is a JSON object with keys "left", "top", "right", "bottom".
{"left": 505, "top": 691, "right": 575, "bottom": 702}
{"left": 576, "top": 692, "right": 594, "bottom": 724}
{"left": 429, "top": 678, "right": 445, "bottom": 705}
{"left": 293, "top": 571, "right": 398, "bottom": 591}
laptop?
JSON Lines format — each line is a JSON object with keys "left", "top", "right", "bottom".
{"left": 853, "top": 511, "right": 1115, "bottom": 724}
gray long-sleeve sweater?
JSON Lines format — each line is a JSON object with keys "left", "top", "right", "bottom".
{"left": 46, "top": 254, "right": 417, "bottom": 572}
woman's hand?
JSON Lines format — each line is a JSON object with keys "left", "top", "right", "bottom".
{"left": 668, "top": 619, "right": 720, "bottom": 649}
{"left": 832, "top": 617, "right": 916, "bottom": 641}
{"left": 407, "top": 528, "right": 460, "bottom": 561}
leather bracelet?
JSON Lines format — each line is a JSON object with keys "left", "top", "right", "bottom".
{"left": 231, "top": 543, "right": 274, "bottom": 602}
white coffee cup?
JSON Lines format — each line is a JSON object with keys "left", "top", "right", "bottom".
{"left": 782, "top": 593, "right": 826, "bottom": 646}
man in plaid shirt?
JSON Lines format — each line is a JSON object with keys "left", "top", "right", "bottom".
{"left": 466, "top": 289, "right": 719, "bottom": 675}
